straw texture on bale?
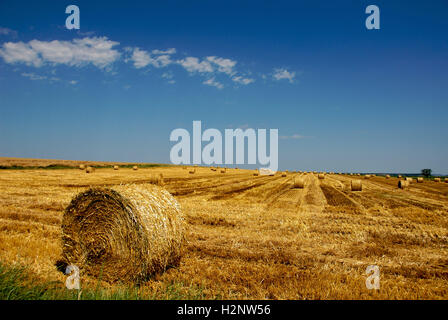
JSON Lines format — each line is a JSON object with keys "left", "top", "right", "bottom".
{"left": 318, "top": 174, "right": 325, "bottom": 179}
{"left": 79, "top": 164, "right": 86, "bottom": 170}
{"left": 61, "top": 184, "right": 185, "bottom": 283}
{"left": 114, "top": 165, "right": 119, "bottom": 170}
{"left": 398, "top": 180, "right": 409, "bottom": 189}
{"left": 351, "top": 180, "right": 362, "bottom": 191}
{"left": 417, "top": 177, "right": 424, "bottom": 183}
{"left": 293, "top": 177, "right": 305, "bottom": 189}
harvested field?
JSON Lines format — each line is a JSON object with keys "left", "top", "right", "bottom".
{"left": 0, "top": 159, "right": 447, "bottom": 299}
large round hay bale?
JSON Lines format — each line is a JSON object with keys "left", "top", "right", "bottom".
{"left": 398, "top": 180, "right": 409, "bottom": 189}
{"left": 417, "top": 177, "right": 424, "bottom": 183}
{"left": 61, "top": 184, "right": 185, "bottom": 283}
{"left": 351, "top": 180, "right": 362, "bottom": 191}
{"left": 434, "top": 177, "right": 441, "bottom": 182}
{"left": 406, "top": 177, "right": 413, "bottom": 183}
{"left": 318, "top": 173, "right": 325, "bottom": 179}
{"left": 133, "top": 166, "right": 138, "bottom": 171}
{"left": 149, "top": 173, "right": 164, "bottom": 186}
{"left": 293, "top": 177, "right": 305, "bottom": 189}
{"left": 79, "top": 164, "right": 86, "bottom": 170}
{"left": 85, "top": 166, "right": 94, "bottom": 173}
{"left": 114, "top": 165, "right": 119, "bottom": 170}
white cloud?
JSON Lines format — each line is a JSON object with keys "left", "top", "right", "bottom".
{"left": 127, "top": 47, "right": 173, "bottom": 69}
{"left": 0, "top": 37, "right": 120, "bottom": 69}
{"left": 0, "top": 27, "right": 18, "bottom": 37}
{"left": 203, "top": 77, "right": 223, "bottom": 89}
{"left": 232, "top": 75, "right": 254, "bottom": 85}
{"left": 273, "top": 68, "right": 296, "bottom": 83}
{"left": 206, "top": 56, "right": 236, "bottom": 75}
{"left": 69, "top": 80, "right": 78, "bottom": 85}
{"left": 177, "top": 56, "right": 213, "bottom": 73}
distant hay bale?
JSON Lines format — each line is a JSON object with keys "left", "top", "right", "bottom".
{"left": 86, "top": 166, "right": 94, "bottom": 173}
{"left": 293, "top": 177, "right": 305, "bottom": 189}
{"left": 445, "top": 178, "right": 448, "bottom": 183}
{"left": 406, "top": 177, "right": 413, "bottom": 183}
{"left": 149, "top": 173, "right": 164, "bottom": 186}
{"left": 417, "top": 177, "right": 424, "bottom": 183}
{"left": 281, "top": 172, "right": 287, "bottom": 177}
{"left": 189, "top": 168, "right": 195, "bottom": 174}
{"left": 220, "top": 169, "right": 226, "bottom": 173}
{"left": 351, "top": 180, "right": 362, "bottom": 191}
{"left": 398, "top": 175, "right": 402, "bottom": 178}
{"left": 60, "top": 184, "right": 185, "bottom": 283}
{"left": 364, "top": 175, "right": 371, "bottom": 179}
{"left": 114, "top": 165, "right": 119, "bottom": 170}
{"left": 133, "top": 166, "right": 138, "bottom": 171}
{"left": 385, "top": 174, "right": 390, "bottom": 179}
{"left": 211, "top": 168, "right": 217, "bottom": 171}
{"left": 398, "top": 180, "right": 409, "bottom": 189}
{"left": 79, "top": 164, "right": 86, "bottom": 170}
{"left": 318, "top": 174, "right": 325, "bottom": 179}
{"left": 253, "top": 172, "right": 259, "bottom": 176}
{"left": 434, "top": 177, "right": 441, "bottom": 182}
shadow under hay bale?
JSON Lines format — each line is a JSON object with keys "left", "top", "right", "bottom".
{"left": 60, "top": 184, "right": 185, "bottom": 283}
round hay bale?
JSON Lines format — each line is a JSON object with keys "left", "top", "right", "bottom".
{"left": 281, "top": 172, "right": 287, "bottom": 177}
{"left": 253, "top": 171, "right": 259, "bottom": 176}
{"left": 189, "top": 168, "right": 195, "bottom": 174}
{"left": 351, "top": 180, "right": 362, "bottom": 191}
{"left": 406, "top": 177, "right": 413, "bottom": 183}
{"left": 79, "top": 164, "right": 86, "bottom": 170}
{"left": 133, "top": 166, "right": 138, "bottom": 171}
{"left": 86, "top": 166, "right": 94, "bottom": 173}
{"left": 293, "top": 177, "right": 305, "bottom": 189}
{"left": 61, "top": 184, "right": 185, "bottom": 283}
{"left": 398, "top": 180, "right": 409, "bottom": 189}
{"left": 385, "top": 174, "right": 390, "bottom": 179}
{"left": 149, "top": 173, "right": 164, "bottom": 186}
{"left": 317, "top": 173, "right": 325, "bottom": 179}
{"left": 364, "top": 175, "right": 371, "bottom": 179}
{"left": 220, "top": 169, "right": 226, "bottom": 173}
{"left": 445, "top": 178, "right": 448, "bottom": 183}
{"left": 398, "top": 175, "right": 402, "bottom": 178}
{"left": 417, "top": 177, "right": 424, "bottom": 183}
{"left": 434, "top": 177, "right": 441, "bottom": 182}
{"left": 113, "top": 165, "right": 119, "bottom": 170}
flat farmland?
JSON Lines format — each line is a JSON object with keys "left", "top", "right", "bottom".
{"left": 0, "top": 161, "right": 447, "bottom": 299}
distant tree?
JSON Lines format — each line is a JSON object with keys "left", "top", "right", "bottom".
{"left": 421, "top": 169, "right": 432, "bottom": 177}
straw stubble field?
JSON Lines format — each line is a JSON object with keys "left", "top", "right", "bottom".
{"left": 0, "top": 159, "right": 447, "bottom": 299}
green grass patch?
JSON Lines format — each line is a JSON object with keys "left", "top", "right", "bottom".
{"left": 0, "top": 261, "right": 205, "bottom": 300}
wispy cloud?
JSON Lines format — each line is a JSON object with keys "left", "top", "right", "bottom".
{"left": 273, "top": 68, "right": 296, "bottom": 83}
{"left": 21, "top": 72, "right": 46, "bottom": 81}
{"left": 232, "top": 75, "right": 254, "bottom": 85}
{"left": 0, "top": 37, "right": 121, "bottom": 69}
{"left": 177, "top": 56, "right": 213, "bottom": 73}
{"left": 0, "top": 27, "right": 18, "bottom": 38}
{"left": 280, "top": 134, "right": 305, "bottom": 140}
{"left": 126, "top": 47, "right": 175, "bottom": 69}
{"left": 203, "top": 77, "right": 224, "bottom": 89}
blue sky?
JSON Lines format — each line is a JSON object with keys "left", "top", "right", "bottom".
{"left": 0, "top": 0, "right": 447, "bottom": 173}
